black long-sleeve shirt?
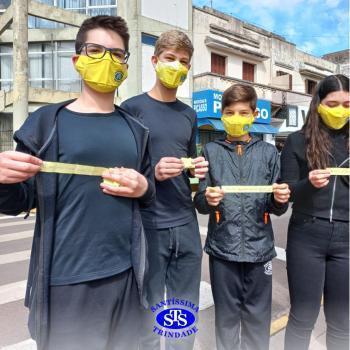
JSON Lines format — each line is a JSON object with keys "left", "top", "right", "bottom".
{"left": 281, "top": 129, "right": 349, "bottom": 221}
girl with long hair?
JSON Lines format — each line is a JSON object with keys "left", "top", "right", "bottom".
{"left": 281, "top": 74, "right": 349, "bottom": 350}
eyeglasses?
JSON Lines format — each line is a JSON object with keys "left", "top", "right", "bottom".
{"left": 79, "top": 43, "right": 130, "bottom": 64}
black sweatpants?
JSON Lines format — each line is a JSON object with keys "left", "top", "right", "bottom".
{"left": 47, "top": 268, "right": 141, "bottom": 350}
{"left": 140, "top": 219, "right": 203, "bottom": 350}
{"left": 209, "top": 256, "right": 272, "bottom": 350}
{"left": 285, "top": 213, "right": 349, "bottom": 350}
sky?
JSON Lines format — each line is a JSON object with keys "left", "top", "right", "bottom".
{"left": 193, "top": 0, "right": 349, "bottom": 57}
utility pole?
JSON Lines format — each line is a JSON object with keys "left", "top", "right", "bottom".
{"left": 12, "top": 0, "right": 28, "bottom": 135}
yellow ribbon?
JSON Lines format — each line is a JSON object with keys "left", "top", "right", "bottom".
{"left": 181, "top": 157, "right": 195, "bottom": 169}
{"left": 40, "top": 161, "right": 119, "bottom": 187}
{"left": 327, "top": 167, "right": 350, "bottom": 176}
{"left": 208, "top": 185, "right": 273, "bottom": 193}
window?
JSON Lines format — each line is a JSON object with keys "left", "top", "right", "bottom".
{"left": 141, "top": 33, "right": 158, "bottom": 46}
{"left": 211, "top": 53, "right": 226, "bottom": 75}
{"left": 243, "top": 62, "right": 255, "bottom": 82}
{"left": 0, "top": 42, "right": 81, "bottom": 92}
{"left": 0, "top": 0, "right": 11, "bottom": 12}
{"left": 306, "top": 79, "right": 317, "bottom": 95}
{"left": 28, "top": 0, "right": 117, "bottom": 28}
{"left": 287, "top": 105, "right": 298, "bottom": 127}
{"left": 276, "top": 70, "right": 293, "bottom": 90}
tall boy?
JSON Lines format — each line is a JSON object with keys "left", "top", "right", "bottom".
{"left": 121, "top": 30, "right": 208, "bottom": 350}
{"left": 0, "top": 16, "right": 154, "bottom": 350}
{"left": 194, "top": 84, "right": 290, "bottom": 350}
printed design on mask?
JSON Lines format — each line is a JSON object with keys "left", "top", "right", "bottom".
{"left": 114, "top": 71, "right": 124, "bottom": 82}
{"left": 180, "top": 74, "right": 187, "bottom": 83}
{"left": 221, "top": 114, "right": 255, "bottom": 137}
{"left": 264, "top": 261, "right": 273, "bottom": 276}
{"left": 155, "top": 60, "right": 189, "bottom": 89}
{"left": 75, "top": 54, "right": 128, "bottom": 93}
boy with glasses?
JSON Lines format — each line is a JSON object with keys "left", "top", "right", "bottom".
{"left": 0, "top": 16, "right": 154, "bottom": 350}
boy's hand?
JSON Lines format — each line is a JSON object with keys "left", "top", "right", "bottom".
{"left": 0, "top": 151, "right": 42, "bottom": 184}
{"left": 101, "top": 167, "right": 148, "bottom": 198}
{"left": 155, "top": 157, "right": 184, "bottom": 181}
{"left": 205, "top": 187, "right": 225, "bottom": 206}
{"left": 272, "top": 183, "right": 290, "bottom": 204}
{"left": 189, "top": 156, "right": 209, "bottom": 179}
{"left": 309, "top": 169, "right": 331, "bottom": 188}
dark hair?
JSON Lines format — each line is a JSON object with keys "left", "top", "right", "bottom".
{"left": 302, "top": 74, "right": 349, "bottom": 169}
{"left": 221, "top": 84, "right": 257, "bottom": 112}
{"left": 75, "top": 15, "right": 129, "bottom": 54}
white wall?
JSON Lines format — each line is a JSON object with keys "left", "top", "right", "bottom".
{"left": 141, "top": 0, "right": 189, "bottom": 30}
{"left": 278, "top": 105, "right": 309, "bottom": 133}
{"left": 142, "top": 44, "right": 155, "bottom": 92}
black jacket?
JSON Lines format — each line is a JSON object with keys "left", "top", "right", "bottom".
{"left": 280, "top": 129, "right": 349, "bottom": 221}
{"left": 194, "top": 137, "right": 287, "bottom": 263}
{"left": 0, "top": 100, "right": 155, "bottom": 349}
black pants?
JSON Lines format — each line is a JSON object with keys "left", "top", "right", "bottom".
{"left": 47, "top": 268, "right": 141, "bottom": 350}
{"left": 140, "top": 219, "right": 203, "bottom": 350}
{"left": 210, "top": 256, "right": 272, "bottom": 350}
{"left": 285, "top": 213, "right": 349, "bottom": 350}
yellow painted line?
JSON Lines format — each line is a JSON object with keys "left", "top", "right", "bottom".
{"left": 270, "top": 298, "right": 323, "bottom": 336}
{"left": 270, "top": 314, "right": 289, "bottom": 335}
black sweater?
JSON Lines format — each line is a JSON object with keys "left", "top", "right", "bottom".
{"left": 281, "top": 129, "right": 349, "bottom": 221}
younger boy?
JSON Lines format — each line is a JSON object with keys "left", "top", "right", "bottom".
{"left": 194, "top": 84, "right": 290, "bottom": 350}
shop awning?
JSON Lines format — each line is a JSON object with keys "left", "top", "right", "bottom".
{"left": 250, "top": 124, "right": 279, "bottom": 134}
{"left": 198, "top": 118, "right": 279, "bottom": 134}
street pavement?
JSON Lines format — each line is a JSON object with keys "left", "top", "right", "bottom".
{"left": 0, "top": 209, "right": 327, "bottom": 349}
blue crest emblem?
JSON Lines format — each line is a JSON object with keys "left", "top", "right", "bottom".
{"left": 115, "top": 72, "right": 124, "bottom": 81}
{"left": 156, "top": 308, "right": 195, "bottom": 330}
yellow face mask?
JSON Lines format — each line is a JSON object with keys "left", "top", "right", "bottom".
{"left": 317, "top": 104, "right": 350, "bottom": 130}
{"left": 75, "top": 54, "right": 128, "bottom": 93}
{"left": 221, "top": 114, "right": 255, "bottom": 137}
{"left": 155, "top": 60, "right": 188, "bottom": 89}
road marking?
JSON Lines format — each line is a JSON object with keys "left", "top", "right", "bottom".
{"left": 0, "top": 280, "right": 26, "bottom": 305}
{"left": 1, "top": 339, "right": 36, "bottom": 350}
{"left": 270, "top": 314, "right": 289, "bottom": 335}
{"left": 0, "top": 215, "right": 35, "bottom": 221}
{"left": 0, "top": 231, "right": 33, "bottom": 243}
{"left": 275, "top": 246, "right": 286, "bottom": 262}
{"left": 0, "top": 250, "right": 31, "bottom": 265}
{"left": 199, "top": 281, "right": 214, "bottom": 311}
{"left": 0, "top": 221, "right": 35, "bottom": 229}
{"left": 199, "top": 225, "right": 207, "bottom": 236}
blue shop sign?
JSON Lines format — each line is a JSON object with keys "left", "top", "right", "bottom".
{"left": 193, "top": 89, "right": 271, "bottom": 124}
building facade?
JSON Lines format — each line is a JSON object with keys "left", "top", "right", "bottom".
{"left": 0, "top": 0, "right": 192, "bottom": 151}
{"left": 0, "top": 1, "right": 346, "bottom": 151}
{"left": 192, "top": 6, "right": 338, "bottom": 146}
{"left": 322, "top": 49, "right": 350, "bottom": 78}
